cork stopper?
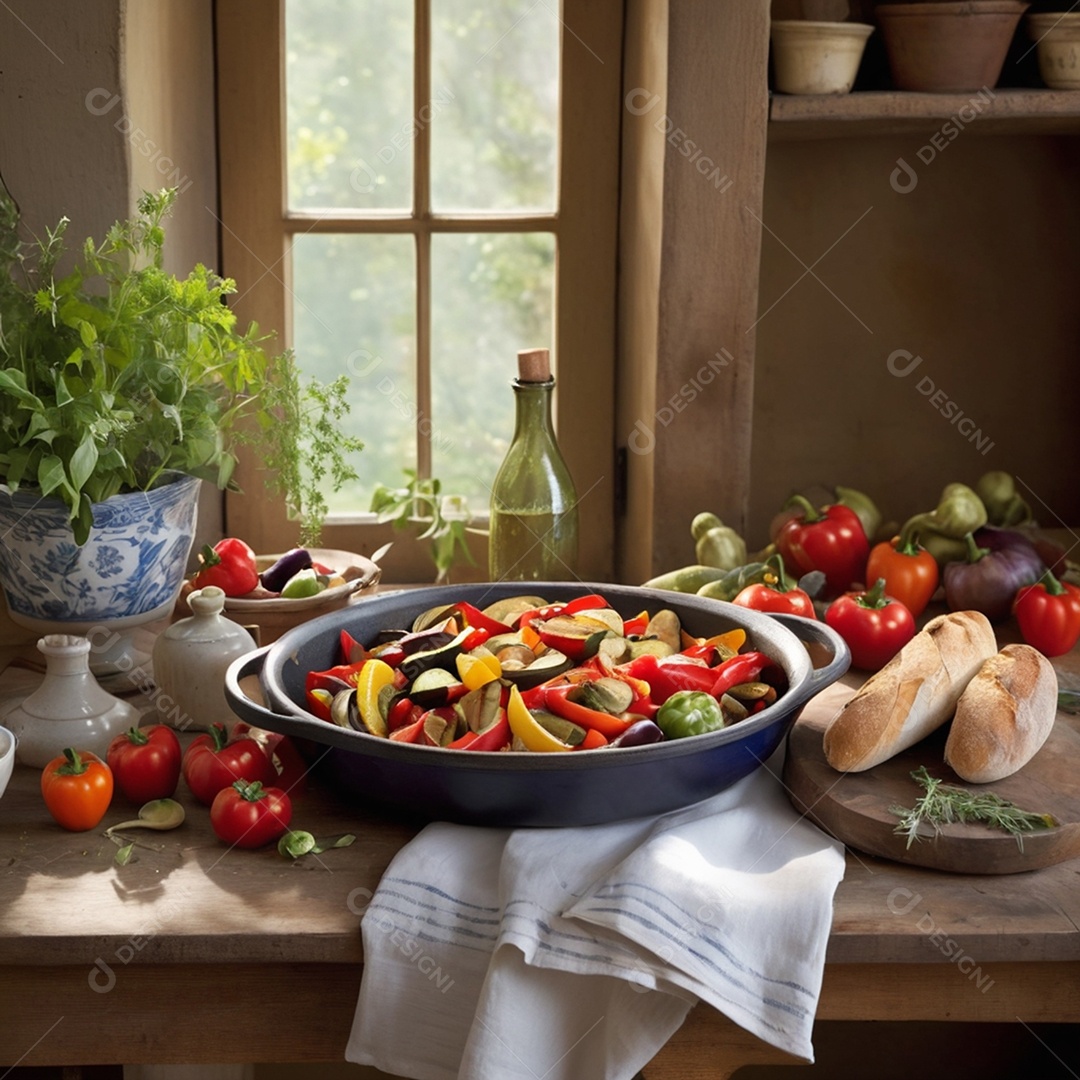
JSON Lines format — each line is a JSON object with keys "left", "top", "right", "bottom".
{"left": 517, "top": 347, "right": 551, "bottom": 383}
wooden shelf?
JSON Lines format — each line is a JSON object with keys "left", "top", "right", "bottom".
{"left": 769, "top": 89, "right": 1080, "bottom": 140}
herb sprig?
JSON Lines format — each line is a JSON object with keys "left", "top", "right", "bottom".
{"left": 890, "top": 766, "right": 1057, "bottom": 851}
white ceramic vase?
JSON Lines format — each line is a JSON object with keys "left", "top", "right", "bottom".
{"left": 152, "top": 586, "right": 256, "bottom": 733}
{"left": 0, "top": 635, "right": 142, "bottom": 767}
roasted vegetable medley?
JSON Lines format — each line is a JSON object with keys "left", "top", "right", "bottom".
{"left": 304, "top": 593, "right": 786, "bottom": 752}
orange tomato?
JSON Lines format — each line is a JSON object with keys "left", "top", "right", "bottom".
{"left": 41, "top": 749, "right": 113, "bottom": 831}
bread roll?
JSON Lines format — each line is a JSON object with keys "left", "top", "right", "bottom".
{"left": 823, "top": 610, "right": 997, "bottom": 772}
{"left": 944, "top": 643, "right": 1057, "bottom": 783}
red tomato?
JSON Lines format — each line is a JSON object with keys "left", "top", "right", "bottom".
{"left": 825, "top": 578, "right": 916, "bottom": 671}
{"left": 209, "top": 780, "right": 292, "bottom": 848}
{"left": 732, "top": 582, "right": 817, "bottom": 620}
{"left": 41, "top": 749, "right": 113, "bottom": 831}
{"left": 182, "top": 722, "right": 274, "bottom": 806}
{"left": 865, "top": 536, "right": 939, "bottom": 618}
{"left": 231, "top": 722, "right": 310, "bottom": 794}
{"left": 106, "top": 725, "right": 182, "bottom": 803}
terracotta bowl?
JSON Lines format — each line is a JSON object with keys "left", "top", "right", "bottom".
{"left": 876, "top": 1, "right": 1029, "bottom": 92}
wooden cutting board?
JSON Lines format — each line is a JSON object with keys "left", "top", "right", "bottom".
{"left": 783, "top": 680, "right": 1080, "bottom": 874}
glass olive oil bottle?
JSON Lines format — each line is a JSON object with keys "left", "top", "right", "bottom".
{"left": 488, "top": 348, "right": 579, "bottom": 581}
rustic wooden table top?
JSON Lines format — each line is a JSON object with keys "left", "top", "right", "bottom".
{"left": 1, "top": 588, "right": 1079, "bottom": 1072}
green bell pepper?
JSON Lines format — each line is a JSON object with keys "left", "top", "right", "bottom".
{"left": 975, "top": 470, "right": 1033, "bottom": 528}
{"left": 691, "top": 512, "right": 748, "bottom": 571}
{"left": 899, "top": 482, "right": 988, "bottom": 568}
{"left": 656, "top": 689, "right": 726, "bottom": 740}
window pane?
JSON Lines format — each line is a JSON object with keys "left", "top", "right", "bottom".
{"left": 431, "top": 0, "right": 559, "bottom": 213}
{"left": 291, "top": 233, "right": 417, "bottom": 513}
{"left": 430, "top": 232, "right": 556, "bottom": 505}
{"left": 285, "top": 0, "right": 414, "bottom": 211}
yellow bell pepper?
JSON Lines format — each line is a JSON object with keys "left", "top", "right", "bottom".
{"left": 507, "top": 685, "right": 572, "bottom": 753}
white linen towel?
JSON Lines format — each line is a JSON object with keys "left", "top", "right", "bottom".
{"left": 346, "top": 751, "right": 845, "bottom": 1080}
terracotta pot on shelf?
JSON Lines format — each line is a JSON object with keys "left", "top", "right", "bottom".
{"left": 1026, "top": 12, "right": 1080, "bottom": 88}
{"left": 771, "top": 20, "right": 876, "bottom": 94}
{"left": 875, "top": 1, "right": 1030, "bottom": 92}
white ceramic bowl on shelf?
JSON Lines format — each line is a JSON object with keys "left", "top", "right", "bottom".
{"left": 0, "top": 725, "right": 17, "bottom": 799}
{"left": 1027, "top": 12, "right": 1080, "bottom": 89}
{"left": 771, "top": 20, "right": 874, "bottom": 95}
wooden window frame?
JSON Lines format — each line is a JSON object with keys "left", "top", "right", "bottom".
{"left": 215, "top": 0, "right": 622, "bottom": 582}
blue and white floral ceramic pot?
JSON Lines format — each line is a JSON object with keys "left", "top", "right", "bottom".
{"left": 0, "top": 474, "right": 201, "bottom": 674}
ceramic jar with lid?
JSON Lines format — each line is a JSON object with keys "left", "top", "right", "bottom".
{"left": 0, "top": 635, "right": 142, "bottom": 767}
{"left": 152, "top": 586, "right": 256, "bottom": 732}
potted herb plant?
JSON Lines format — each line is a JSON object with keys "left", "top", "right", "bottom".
{"left": 0, "top": 185, "right": 362, "bottom": 660}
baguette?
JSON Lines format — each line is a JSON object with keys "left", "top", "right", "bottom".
{"left": 944, "top": 643, "right": 1057, "bottom": 783}
{"left": 823, "top": 610, "right": 997, "bottom": 772}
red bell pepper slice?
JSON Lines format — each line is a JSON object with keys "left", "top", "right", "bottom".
{"left": 387, "top": 696, "right": 421, "bottom": 732}
{"left": 461, "top": 626, "right": 491, "bottom": 651}
{"left": 305, "top": 661, "right": 366, "bottom": 697}
{"left": 643, "top": 656, "right": 722, "bottom": 705}
{"left": 710, "top": 651, "right": 772, "bottom": 698}
{"left": 543, "top": 685, "right": 636, "bottom": 737}
{"left": 517, "top": 593, "right": 612, "bottom": 630}
{"left": 389, "top": 716, "right": 427, "bottom": 743}
{"left": 306, "top": 687, "right": 334, "bottom": 723}
{"left": 578, "top": 728, "right": 609, "bottom": 750}
{"left": 451, "top": 602, "right": 511, "bottom": 635}
{"left": 340, "top": 630, "right": 369, "bottom": 664}
{"left": 451, "top": 712, "right": 511, "bottom": 751}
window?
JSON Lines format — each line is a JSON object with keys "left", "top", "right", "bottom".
{"left": 216, "top": 0, "right": 622, "bottom": 581}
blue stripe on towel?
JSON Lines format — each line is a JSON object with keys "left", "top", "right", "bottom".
{"left": 589, "top": 881, "right": 817, "bottom": 999}
{"left": 578, "top": 904, "right": 810, "bottom": 1022}
{"left": 384, "top": 876, "right": 502, "bottom": 913}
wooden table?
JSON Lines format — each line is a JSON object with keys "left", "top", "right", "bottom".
{"left": 1, "top": 637, "right": 1079, "bottom": 1077}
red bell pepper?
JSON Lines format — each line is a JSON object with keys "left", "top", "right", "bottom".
{"left": 825, "top": 578, "right": 916, "bottom": 671}
{"left": 775, "top": 496, "right": 869, "bottom": 596}
{"left": 1014, "top": 569, "right": 1080, "bottom": 657}
{"left": 190, "top": 538, "right": 260, "bottom": 597}
{"left": 865, "top": 536, "right": 939, "bottom": 618}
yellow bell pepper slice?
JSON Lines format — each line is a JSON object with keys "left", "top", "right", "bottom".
{"left": 456, "top": 652, "right": 501, "bottom": 691}
{"left": 355, "top": 658, "right": 395, "bottom": 737}
{"left": 707, "top": 628, "right": 746, "bottom": 652}
{"left": 507, "top": 685, "right": 572, "bottom": 753}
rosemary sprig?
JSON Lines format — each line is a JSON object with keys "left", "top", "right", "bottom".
{"left": 890, "top": 766, "right": 1057, "bottom": 851}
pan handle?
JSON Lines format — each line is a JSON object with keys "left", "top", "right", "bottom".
{"left": 223, "top": 646, "right": 319, "bottom": 739}
{"left": 767, "top": 613, "right": 850, "bottom": 691}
